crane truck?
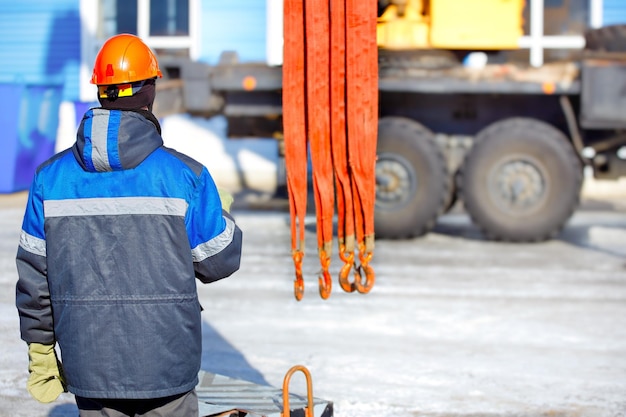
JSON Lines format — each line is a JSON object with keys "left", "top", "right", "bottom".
{"left": 156, "top": 0, "right": 626, "bottom": 242}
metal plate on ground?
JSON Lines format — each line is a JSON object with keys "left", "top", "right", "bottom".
{"left": 196, "top": 371, "right": 333, "bottom": 417}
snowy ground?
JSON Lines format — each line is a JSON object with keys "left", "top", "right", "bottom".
{"left": 5, "top": 112, "right": 626, "bottom": 416}
{"left": 1, "top": 190, "right": 625, "bottom": 417}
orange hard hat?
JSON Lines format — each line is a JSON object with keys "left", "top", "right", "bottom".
{"left": 91, "top": 34, "right": 162, "bottom": 85}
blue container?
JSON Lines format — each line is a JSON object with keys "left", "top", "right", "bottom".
{"left": 0, "top": 83, "right": 62, "bottom": 193}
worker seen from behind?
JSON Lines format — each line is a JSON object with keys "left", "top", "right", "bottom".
{"left": 15, "top": 33, "right": 242, "bottom": 416}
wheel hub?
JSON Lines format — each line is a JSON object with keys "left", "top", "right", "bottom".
{"left": 375, "top": 154, "right": 417, "bottom": 209}
{"left": 488, "top": 157, "right": 548, "bottom": 215}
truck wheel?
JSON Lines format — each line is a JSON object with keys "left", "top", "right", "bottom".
{"left": 375, "top": 117, "right": 448, "bottom": 239}
{"left": 459, "top": 118, "right": 583, "bottom": 242}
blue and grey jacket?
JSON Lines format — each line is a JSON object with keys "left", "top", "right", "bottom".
{"left": 15, "top": 108, "right": 242, "bottom": 399}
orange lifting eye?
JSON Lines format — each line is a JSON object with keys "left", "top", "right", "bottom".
{"left": 282, "top": 365, "right": 314, "bottom": 417}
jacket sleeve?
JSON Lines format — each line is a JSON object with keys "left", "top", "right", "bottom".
{"left": 186, "top": 168, "right": 242, "bottom": 283}
{"left": 16, "top": 175, "right": 55, "bottom": 344}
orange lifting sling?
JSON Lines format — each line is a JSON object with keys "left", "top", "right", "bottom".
{"left": 283, "top": 0, "right": 378, "bottom": 300}
{"left": 283, "top": 0, "right": 308, "bottom": 300}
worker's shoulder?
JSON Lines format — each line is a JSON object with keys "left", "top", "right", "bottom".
{"left": 35, "top": 147, "right": 75, "bottom": 175}
{"left": 158, "top": 146, "right": 205, "bottom": 177}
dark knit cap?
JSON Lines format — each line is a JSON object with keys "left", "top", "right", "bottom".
{"left": 98, "top": 78, "right": 156, "bottom": 111}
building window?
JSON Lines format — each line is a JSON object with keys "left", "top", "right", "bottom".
{"left": 95, "top": 0, "right": 195, "bottom": 57}
{"left": 99, "top": 0, "right": 139, "bottom": 38}
{"left": 80, "top": 0, "right": 198, "bottom": 101}
{"left": 150, "top": 0, "right": 189, "bottom": 37}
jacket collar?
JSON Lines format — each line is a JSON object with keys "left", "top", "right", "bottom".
{"left": 73, "top": 108, "right": 163, "bottom": 172}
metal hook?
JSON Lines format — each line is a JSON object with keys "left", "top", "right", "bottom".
{"left": 294, "top": 276, "right": 304, "bottom": 301}
{"left": 354, "top": 247, "right": 375, "bottom": 294}
{"left": 338, "top": 245, "right": 356, "bottom": 293}
{"left": 318, "top": 269, "right": 332, "bottom": 300}
{"left": 354, "top": 263, "right": 375, "bottom": 294}
{"left": 318, "top": 251, "right": 332, "bottom": 299}
{"left": 293, "top": 251, "right": 304, "bottom": 301}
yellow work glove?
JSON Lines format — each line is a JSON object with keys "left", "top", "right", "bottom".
{"left": 218, "top": 188, "right": 234, "bottom": 213}
{"left": 27, "top": 343, "right": 66, "bottom": 403}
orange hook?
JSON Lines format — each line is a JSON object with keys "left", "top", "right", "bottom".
{"left": 338, "top": 245, "right": 355, "bottom": 293}
{"left": 319, "top": 269, "right": 332, "bottom": 300}
{"left": 354, "top": 246, "right": 375, "bottom": 294}
{"left": 281, "top": 365, "right": 314, "bottom": 417}
{"left": 318, "top": 251, "right": 332, "bottom": 299}
{"left": 293, "top": 251, "right": 304, "bottom": 301}
{"left": 354, "top": 263, "right": 375, "bottom": 294}
{"left": 294, "top": 276, "right": 304, "bottom": 301}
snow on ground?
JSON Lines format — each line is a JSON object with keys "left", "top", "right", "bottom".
{"left": 5, "top": 111, "right": 626, "bottom": 416}
{"left": 1, "top": 191, "right": 625, "bottom": 417}
{"left": 160, "top": 114, "right": 279, "bottom": 194}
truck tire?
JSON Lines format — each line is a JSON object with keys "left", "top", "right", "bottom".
{"left": 458, "top": 118, "right": 583, "bottom": 242}
{"left": 375, "top": 117, "right": 449, "bottom": 239}
{"left": 584, "top": 24, "right": 626, "bottom": 52}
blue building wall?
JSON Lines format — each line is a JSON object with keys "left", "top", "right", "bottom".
{"left": 0, "top": 1, "right": 81, "bottom": 101}
{"left": 0, "top": 1, "right": 268, "bottom": 101}
{"left": 199, "top": 0, "right": 267, "bottom": 64}
{"left": 0, "top": 0, "right": 267, "bottom": 192}
{"left": 603, "top": 0, "right": 626, "bottom": 25}
{"left": 0, "top": 2, "right": 78, "bottom": 192}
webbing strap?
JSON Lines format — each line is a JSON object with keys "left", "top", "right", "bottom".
{"left": 283, "top": 0, "right": 377, "bottom": 300}
{"left": 330, "top": 0, "right": 358, "bottom": 293}
{"left": 283, "top": 0, "right": 308, "bottom": 301}
{"left": 305, "top": 0, "right": 335, "bottom": 299}
{"left": 346, "top": 0, "right": 377, "bottom": 293}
